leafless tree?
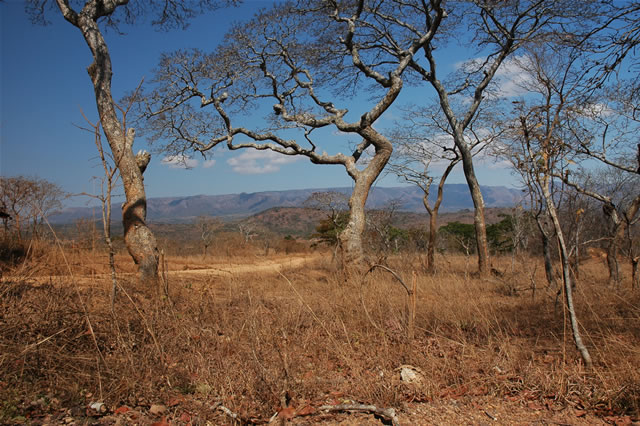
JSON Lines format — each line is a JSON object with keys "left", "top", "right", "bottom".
{"left": 541, "top": 2, "right": 640, "bottom": 286}
{"left": 139, "top": 0, "right": 595, "bottom": 272}
{"left": 238, "top": 222, "right": 259, "bottom": 244}
{"left": 78, "top": 116, "right": 120, "bottom": 308}
{"left": 196, "top": 215, "right": 221, "bottom": 259}
{"left": 510, "top": 115, "right": 593, "bottom": 368}
{"left": 401, "top": 0, "right": 587, "bottom": 275}
{"left": 514, "top": 42, "right": 640, "bottom": 286}
{"left": 25, "top": 0, "right": 230, "bottom": 288}
{"left": 507, "top": 152, "right": 558, "bottom": 288}
{"left": 303, "top": 191, "right": 349, "bottom": 260}
{"left": 0, "top": 176, "right": 64, "bottom": 243}
{"left": 140, "top": 0, "right": 446, "bottom": 268}
{"left": 560, "top": 170, "right": 640, "bottom": 287}
{"left": 366, "top": 198, "right": 404, "bottom": 258}
{"left": 386, "top": 107, "right": 463, "bottom": 273}
{"left": 503, "top": 45, "right": 594, "bottom": 367}
{"left": 551, "top": 93, "right": 640, "bottom": 287}
{"left": 498, "top": 1, "right": 640, "bottom": 288}
{"left": 303, "top": 192, "right": 349, "bottom": 229}
{"left": 0, "top": 177, "right": 36, "bottom": 243}
{"left": 27, "top": 178, "right": 66, "bottom": 239}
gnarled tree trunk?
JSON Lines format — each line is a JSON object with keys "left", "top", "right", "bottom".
{"left": 338, "top": 132, "right": 393, "bottom": 270}
{"left": 57, "top": 1, "right": 159, "bottom": 288}
{"left": 339, "top": 191, "right": 366, "bottom": 267}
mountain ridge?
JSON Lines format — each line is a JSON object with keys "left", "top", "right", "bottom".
{"left": 49, "top": 184, "right": 524, "bottom": 224}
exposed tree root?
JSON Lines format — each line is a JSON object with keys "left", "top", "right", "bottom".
{"left": 211, "top": 400, "right": 400, "bottom": 425}
{"left": 317, "top": 403, "right": 400, "bottom": 426}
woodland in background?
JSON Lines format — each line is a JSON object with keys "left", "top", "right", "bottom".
{"left": 2, "top": 176, "right": 637, "bottom": 285}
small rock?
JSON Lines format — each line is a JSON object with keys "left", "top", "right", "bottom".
{"left": 89, "top": 402, "right": 106, "bottom": 413}
{"left": 398, "top": 365, "right": 424, "bottom": 384}
{"left": 149, "top": 404, "right": 167, "bottom": 415}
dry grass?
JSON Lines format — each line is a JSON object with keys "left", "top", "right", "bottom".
{"left": 1, "top": 244, "right": 639, "bottom": 424}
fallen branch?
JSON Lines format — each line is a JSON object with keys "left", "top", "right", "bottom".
{"left": 484, "top": 409, "right": 498, "bottom": 421}
{"left": 360, "top": 264, "right": 416, "bottom": 339}
{"left": 318, "top": 403, "right": 400, "bottom": 426}
{"left": 211, "top": 401, "right": 269, "bottom": 425}
{"left": 210, "top": 400, "right": 399, "bottom": 425}
{"left": 19, "top": 327, "right": 69, "bottom": 356}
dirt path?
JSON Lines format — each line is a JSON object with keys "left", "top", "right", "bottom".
{"left": 169, "top": 254, "right": 321, "bottom": 278}
{"left": 1, "top": 253, "right": 325, "bottom": 284}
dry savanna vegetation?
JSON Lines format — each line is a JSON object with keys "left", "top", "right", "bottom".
{"left": 1, "top": 230, "right": 639, "bottom": 425}
{"left": 4, "top": 0, "right": 640, "bottom": 424}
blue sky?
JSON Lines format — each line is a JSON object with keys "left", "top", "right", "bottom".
{"left": 0, "top": 1, "right": 517, "bottom": 207}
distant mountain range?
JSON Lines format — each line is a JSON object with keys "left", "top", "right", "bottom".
{"left": 49, "top": 184, "right": 525, "bottom": 224}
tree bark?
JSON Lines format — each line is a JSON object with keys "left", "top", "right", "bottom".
{"left": 423, "top": 159, "right": 457, "bottom": 274}
{"left": 339, "top": 188, "right": 367, "bottom": 267}
{"left": 338, "top": 131, "right": 393, "bottom": 270}
{"left": 536, "top": 217, "right": 556, "bottom": 288}
{"left": 603, "top": 202, "right": 622, "bottom": 286}
{"left": 57, "top": 1, "right": 159, "bottom": 288}
{"left": 606, "top": 236, "right": 620, "bottom": 286}
{"left": 458, "top": 143, "right": 490, "bottom": 275}
{"left": 14, "top": 215, "right": 23, "bottom": 245}
{"left": 542, "top": 182, "right": 592, "bottom": 368}
{"left": 425, "top": 194, "right": 437, "bottom": 273}
{"left": 604, "top": 196, "right": 640, "bottom": 287}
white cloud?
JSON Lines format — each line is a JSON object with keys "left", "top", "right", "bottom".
{"left": 161, "top": 154, "right": 199, "bottom": 169}
{"left": 227, "top": 150, "right": 300, "bottom": 174}
{"left": 455, "top": 55, "right": 534, "bottom": 99}
{"left": 202, "top": 159, "right": 216, "bottom": 168}
{"left": 492, "top": 56, "right": 535, "bottom": 98}
{"left": 581, "top": 102, "right": 615, "bottom": 118}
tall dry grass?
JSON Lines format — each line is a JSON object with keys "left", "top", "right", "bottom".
{"left": 0, "top": 244, "right": 639, "bottom": 423}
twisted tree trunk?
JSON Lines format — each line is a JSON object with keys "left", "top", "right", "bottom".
{"left": 338, "top": 131, "right": 393, "bottom": 270}
{"left": 57, "top": 1, "right": 159, "bottom": 288}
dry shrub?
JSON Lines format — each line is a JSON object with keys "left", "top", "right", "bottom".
{"left": 272, "top": 237, "right": 310, "bottom": 255}
{"left": 0, "top": 251, "right": 639, "bottom": 423}
{"left": 0, "top": 238, "right": 28, "bottom": 269}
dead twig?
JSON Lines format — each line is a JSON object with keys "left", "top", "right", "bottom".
{"left": 212, "top": 401, "right": 269, "bottom": 424}
{"left": 318, "top": 403, "right": 400, "bottom": 426}
{"left": 484, "top": 409, "right": 498, "bottom": 421}
{"left": 19, "top": 327, "right": 69, "bottom": 356}
{"left": 360, "top": 264, "right": 415, "bottom": 339}
{"left": 365, "top": 264, "right": 410, "bottom": 294}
